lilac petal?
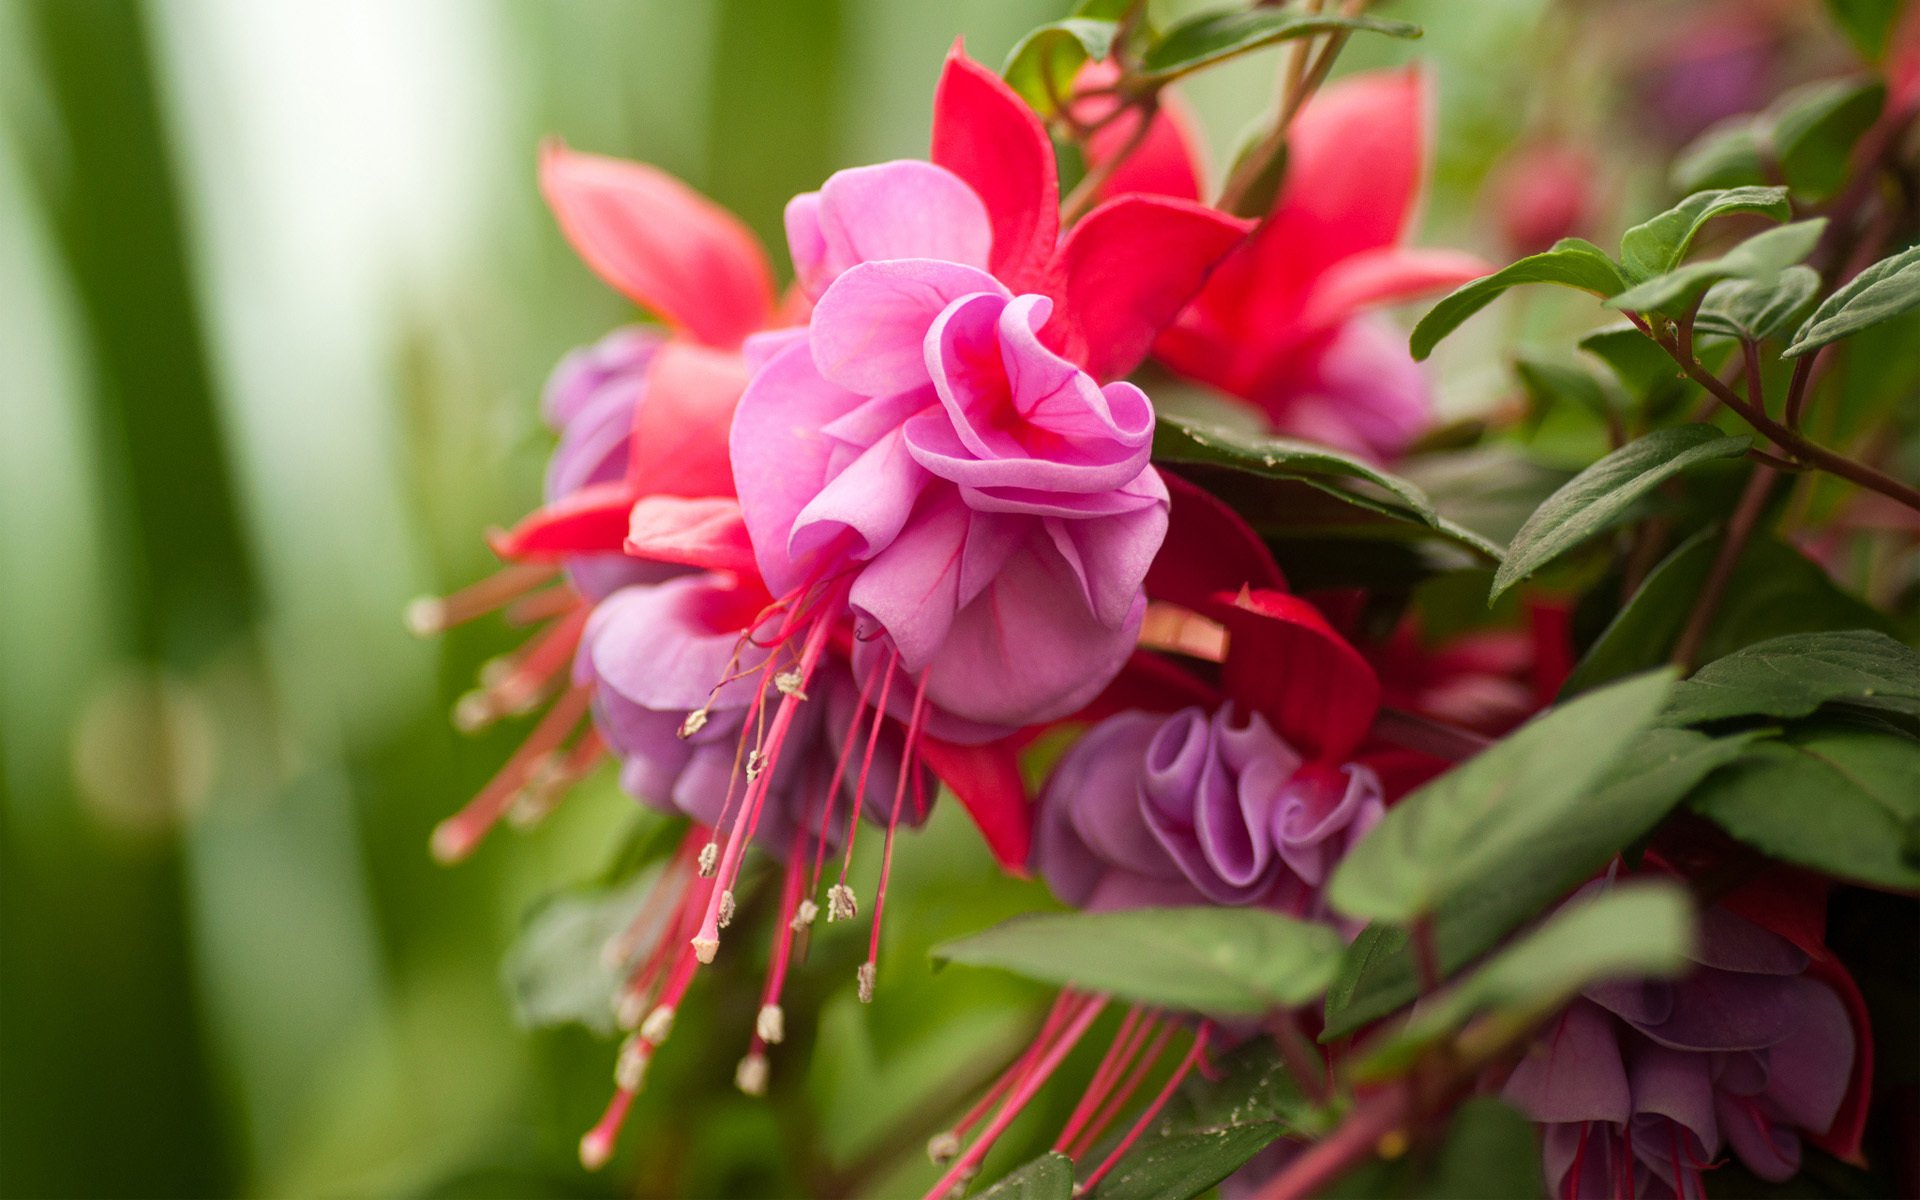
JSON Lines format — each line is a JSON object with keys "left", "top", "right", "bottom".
{"left": 1541, "top": 1121, "right": 1622, "bottom": 1200}
{"left": 1273, "top": 765, "right": 1382, "bottom": 887}
{"left": 541, "top": 325, "right": 659, "bottom": 430}
{"left": 607, "top": 703, "right": 697, "bottom": 809}
{"left": 957, "top": 479, "right": 1167, "bottom": 519}
{"left": 916, "top": 526, "right": 1145, "bottom": 727}
{"left": 1140, "top": 708, "right": 1278, "bottom": 904}
{"left": 1087, "top": 873, "right": 1210, "bottom": 912}
{"left": 1626, "top": 1113, "right": 1710, "bottom": 1199}
{"left": 582, "top": 577, "right": 762, "bottom": 713}
{"left": 1627, "top": 1040, "right": 1721, "bottom": 1157}
{"left": 788, "top": 161, "right": 994, "bottom": 298}
{"left": 810, "top": 260, "right": 1005, "bottom": 397}
{"left": 1060, "top": 711, "right": 1187, "bottom": 880}
{"left": 1757, "top": 975, "right": 1853, "bottom": 1133}
{"left": 1692, "top": 907, "right": 1809, "bottom": 975}
{"left": 1614, "top": 968, "right": 1807, "bottom": 1051}
{"left": 731, "top": 339, "right": 867, "bottom": 595}
{"left": 1716, "top": 1092, "right": 1801, "bottom": 1182}
{"left": 1505, "top": 1000, "right": 1633, "bottom": 1125}
{"left": 545, "top": 381, "right": 636, "bottom": 500}
{"left": 790, "top": 425, "right": 930, "bottom": 565}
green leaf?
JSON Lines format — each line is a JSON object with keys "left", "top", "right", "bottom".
{"left": 1618, "top": 185, "right": 1792, "bottom": 280}
{"left": 1562, "top": 532, "right": 1895, "bottom": 694}
{"left": 1773, "top": 78, "right": 1886, "bottom": 198}
{"left": 1354, "top": 881, "right": 1696, "bottom": 1079}
{"left": 1671, "top": 119, "right": 1767, "bottom": 194}
{"left": 1138, "top": 10, "right": 1421, "bottom": 80}
{"left": 1690, "top": 720, "right": 1920, "bottom": 889}
{"left": 1089, "top": 1128, "right": 1284, "bottom": 1200}
{"left": 501, "top": 867, "right": 660, "bottom": 1036}
{"left": 1514, "top": 357, "right": 1616, "bottom": 424}
{"left": 1322, "top": 1098, "right": 1547, "bottom": 1199}
{"left": 1411, "top": 239, "right": 1627, "bottom": 360}
{"left": 1327, "top": 671, "right": 1677, "bottom": 924}
{"left": 1154, "top": 412, "right": 1503, "bottom": 560}
{"left": 1578, "top": 325, "right": 1698, "bottom": 413}
{"left": 1698, "top": 265, "right": 1822, "bottom": 340}
{"left": 1784, "top": 243, "right": 1920, "bottom": 358}
{"left": 1003, "top": 19, "right": 1119, "bottom": 117}
{"left": 1826, "top": 0, "right": 1903, "bottom": 58}
{"left": 1322, "top": 725, "right": 1760, "bottom": 1039}
{"left": 1665, "top": 630, "right": 1920, "bottom": 725}
{"left": 1491, "top": 426, "right": 1751, "bottom": 602}
{"left": 1608, "top": 219, "right": 1826, "bottom": 316}
{"left": 933, "top": 907, "right": 1345, "bottom": 1016}
{"left": 981, "top": 1153, "right": 1075, "bottom": 1200}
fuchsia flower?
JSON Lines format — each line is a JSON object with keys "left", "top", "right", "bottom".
{"left": 1505, "top": 876, "right": 1872, "bottom": 1200}
{"left": 1154, "top": 69, "right": 1488, "bottom": 460}
{"left": 731, "top": 47, "right": 1250, "bottom": 732}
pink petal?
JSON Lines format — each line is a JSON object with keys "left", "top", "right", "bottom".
{"left": 1211, "top": 588, "right": 1380, "bottom": 763}
{"left": 1046, "top": 193, "right": 1252, "bottom": 381}
{"left": 488, "top": 480, "right": 634, "bottom": 560}
{"left": 810, "top": 259, "right": 1006, "bottom": 396}
{"left": 730, "top": 340, "right": 867, "bottom": 595}
{"left": 1299, "top": 245, "right": 1493, "bottom": 332}
{"left": 917, "top": 734, "right": 1032, "bottom": 872}
{"left": 629, "top": 341, "right": 750, "bottom": 499}
{"left": 790, "top": 426, "right": 929, "bottom": 566}
{"left": 930, "top": 44, "right": 1061, "bottom": 293}
{"left": 1266, "top": 317, "right": 1435, "bottom": 461}
{"left": 1042, "top": 472, "right": 1169, "bottom": 629}
{"left": 784, "top": 161, "right": 993, "bottom": 298}
{"left": 624, "top": 495, "right": 758, "bottom": 577}
{"left": 846, "top": 492, "right": 972, "bottom": 669}
{"left": 539, "top": 142, "right": 773, "bottom": 347}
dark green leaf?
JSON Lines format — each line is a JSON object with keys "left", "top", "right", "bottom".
{"left": 1784, "top": 243, "right": 1920, "bottom": 358}
{"left": 1353, "top": 881, "right": 1695, "bottom": 1079}
{"left": 1690, "top": 720, "right": 1920, "bottom": 889}
{"left": 1619, "top": 185, "right": 1792, "bottom": 280}
{"left": 1609, "top": 219, "right": 1826, "bottom": 316}
{"left": 1826, "top": 0, "right": 1903, "bottom": 58}
{"left": 1411, "top": 239, "right": 1626, "bottom": 360}
{"left": 932, "top": 907, "right": 1344, "bottom": 1015}
{"left": 1563, "top": 532, "right": 1895, "bottom": 694}
{"left": 1138, "top": 10, "right": 1420, "bottom": 80}
{"left": 1672, "top": 119, "right": 1767, "bottom": 194}
{"left": 501, "top": 868, "right": 660, "bottom": 1036}
{"left": 1089, "top": 1127, "right": 1284, "bottom": 1200}
{"left": 1154, "top": 413, "right": 1503, "bottom": 559}
{"left": 1322, "top": 725, "right": 1761, "bottom": 1039}
{"left": 1491, "top": 426, "right": 1751, "bottom": 602}
{"left": 1327, "top": 671, "right": 1677, "bottom": 924}
{"left": 1698, "top": 265, "right": 1822, "bottom": 340}
{"left": 1514, "top": 357, "right": 1616, "bottom": 423}
{"left": 1003, "top": 19, "right": 1119, "bottom": 116}
{"left": 980, "top": 1152, "right": 1075, "bottom": 1200}
{"left": 1578, "top": 325, "right": 1697, "bottom": 412}
{"left": 1665, "top": 630, "right": 1920, "bottom": 725}
{"left": 1773, "top": 78, "right": 1886, "bottom": 198}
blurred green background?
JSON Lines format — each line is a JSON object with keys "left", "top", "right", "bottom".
{"left": 0, "top": 1, "right": 1869, "bottom": 1195}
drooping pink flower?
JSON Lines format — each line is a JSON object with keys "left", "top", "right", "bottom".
{"left": 1155, "top": 69, "right": 1489, "bottom": 460}
{"left": 731, "top": 48, "right": 1250, "bottom": 732}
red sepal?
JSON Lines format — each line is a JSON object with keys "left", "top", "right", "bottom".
{"left": 919, "top": 734, "right": 1032, "bottom": 873}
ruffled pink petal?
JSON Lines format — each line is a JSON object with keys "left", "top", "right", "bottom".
{"left": 1298, "top": 245, "right": 1493, "bottom": 332}
{"left": 784, "top": 160, "right": 994, "bottom": 298}
{"left": 624, "top": 495, "right": 758, "bottom": 577}
{"left": 1042, "top": 472, "right": 1169, "bottom": 629}
{"left": 789, "top": 426, "right": 928, "bottom": 566}
{"left": 810, "top": 259, "right": 1006, "bottom": 396}
{"left": 930, "top": 44, "right": 1060, "bottom": 293}
{"left": 1211, "top": 588, "right": 1380, "bottom": 763}
{"left": 539, "top": 142, "right": 773, "bottom": 347}
{"left": 918, "top": 734, "right": 1032, "bottom": 872}
{"left": 846, "top": 491, "right": 973, "bottom": 669}
{"left": 730, "top": 340, "right": 867, "bottom": 595}
{"left": 628, "top": 341, "right": 750, "bottom": 499}
{"left": 1046, "top": 193, "right": 1252, "bottom": 381}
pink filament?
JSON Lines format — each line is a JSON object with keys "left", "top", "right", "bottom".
{"left": 434, "top": 683, "right": 592, "bottom": 860}
{"left": 1079, "top": 1024, "right": 1212, "bottom": 1193}
{"left": 864, "top": 670, "right": 930, "bottom": 974}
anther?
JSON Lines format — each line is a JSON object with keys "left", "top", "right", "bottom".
{"left": 756, "top": 1003, "right": 785, "bottom": 1045}
{"left": 718, "top": 889, "right": 737, "bottom": 929}
{"left": 615, "top": 990, "right": 647, "bottom": 1031}
{"left": 506, "top": 754, "right": 566, "bottom": 829}
{"left": 452, "top": 690, "right": 497, "bottom": 733}
{"left": 640, "top": 1004, "right": 676, "bottom": 1044}
{"left": 697, "top": 842, "right": 719, "bottom": 877}
{"left": 827, "top": 884, "right": 857, "bottom": 922}
{"left": 614, "top": 1035, "right": 649, "bottom": 1092}
{"left": 404, "top": 597, "right": 448, "bottom": 638}
{"left": 745, "top": 748, "right": 767, "bottom": 780}
{"left": 735, "top": 1051, "right": 769, "bottom": 1097}
{"left": 927, "top": 1132, "right": 961, "bottom": 1165}
{"left": 692, "top": 936, "right": 719, "bottom": 964}
{"left": 478, "top": 656, "right": 515, "bottom": 689}
{"left": 678, "top": 708, "right": 709, "bottom": 739}
{"left": 774, "top": 669, "right": 808, "bottom": 699}
{"left": 857, "top": 961, "right": 877, "bottom": 1004}
{"left": 791, "top": 899, "right": 819, "bottom": 931}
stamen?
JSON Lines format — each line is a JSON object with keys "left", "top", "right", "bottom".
{"left": 756, "top": 1004, "right": 785, "bottom": 1044}
{"left": 861, "top": 669, "right": 931, "bottom": 1007}
{"left": 754, "top": 830, "right": 806, "bottom": 1048}
{"left": 1067, "top": 1021, "right": 1176, "bottom": 1162}
{"left": 1077, "top": 1024, "right": 1211, "bottom": 1194}
{"left": 614, "top": 1033, "right": 650, "bottom": 1092}
{"left": 835, "top": 648, "right": 900, "bottom": 905}
{"left": 697, "top": 841, "right": 719, "bottom": 876}
{"left": 922, "top": 994, "right": 1110, "bottom": 1200}
{"left": 717, "top": 889, "right": 737, "bottom": 929}
{"left": 577, "top": 1087, "right": 635, "bottom": 1171}
{"left": 827, "top": 883, "right": 858, "bottom": 922}
{"left": 856, "top": 961, "right": 876, "bottom": 1004}
{"left": 640, "top": 1004, "right": 676, "bottom": 1045}
{"left": 431, "top": 684, "right": 592, "bottom": 863}
{"left": 806, "top": 651, "right": 885, "bottom": 910}
{"left": 735, "top": 1049, "right": 770, "bottom": 1097}
{"left": 926, "top": 1132, "right": 961, "bottom": 1166}
{"left": 791, "top": 900, "right": 819, "bottom": 931}
{"left": 678, "top": 708, "right": 710, "bottom": 739}
{"left": 1053, "top": 1006, "right": 1150, "bottom": 1155}
{"left": 406, "top": 562, "right": 554, "bottom": 637}
{"left": 745, "top": 748, "right": 767, "bottom": 780}
{"left": 503, "top": 584, "right": 581, "bottom": 626}
{"left": 774, "top": 668, "right": 808, "bottom": 699}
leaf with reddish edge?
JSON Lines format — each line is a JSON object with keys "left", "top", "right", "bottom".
{"left": 489, "top": 480, "right": 634, "bottom": 560}
{"left": 539, "top": 142, "right": 773, "bottom": 348}
{"left": 625, "top": 495, "right": 757, "bottom": 576}
{"left": 1210, "top": 588, "right": 1381, "bottom": 763}
{"left": 918, "top": 734, "right": 1032, "bottom": 873}
{"left": 629, "top": 342, "right": 750, "bottom": 499}
{"left": 931, "top": 44, "right": 1059, "bottom": 294}
{"left": 1145, "top": 473, "right": 1286, "bottom": 611}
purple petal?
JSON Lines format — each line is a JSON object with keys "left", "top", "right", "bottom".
{"left": 1626, "top": 1040, "right": 1721, "bottom": 1157}
{"left": 1505, "top": 1000, "right": 1633, "bottom": 1125}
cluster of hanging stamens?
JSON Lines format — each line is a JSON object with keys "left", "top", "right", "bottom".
{"left": 921, "top": 990, "right": 1215, "bottom": 1199}
{"left": 1561, "top": 1107, "right": 1718, "bottom": 1200}
{"left": 412, "top": 557, "right": 947, "bottom": 1171}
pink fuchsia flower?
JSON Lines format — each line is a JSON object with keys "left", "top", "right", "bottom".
{"left": 733, "top": 48, "right": 1249, "bottom": 733}
{"left": 1154, "top": 69, "right": 1489, "bottom": 460}
{"left": 1504, "top": 880, "right": 1871, "bottom": 1200}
